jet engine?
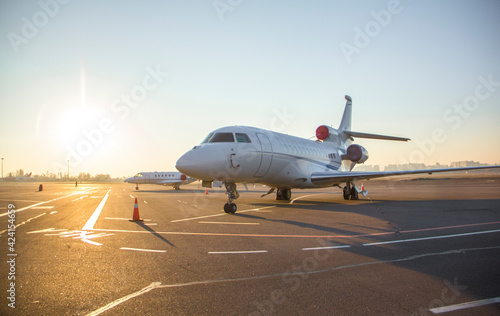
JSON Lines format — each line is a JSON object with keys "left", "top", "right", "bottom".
{"left": 345, "top": 144, "right": 369, "bottom": 163}
{"left": 316, "top": 125, "right": 339, "bottom": 141}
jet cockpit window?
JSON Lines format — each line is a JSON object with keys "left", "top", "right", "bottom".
{"left": 235, "top": 133, "right": 251, "bottom": 143}
{"left": 209, "top": 132, "right": 235, "bottom": 143}
{"left": 201, "top": 133, "right": 214, "bottom": 144}
{"left": 135, "top": 173, "right": 143, "bottom": 177}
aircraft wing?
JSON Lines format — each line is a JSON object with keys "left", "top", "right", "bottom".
{"left": 311, "top": 165, "right": 500, "bottom": 186}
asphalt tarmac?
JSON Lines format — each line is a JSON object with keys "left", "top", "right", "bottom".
{"left": 0, "top": 177, "right": 499, "bottom": 315}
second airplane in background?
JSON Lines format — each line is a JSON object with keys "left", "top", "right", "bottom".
{"left": 125, "top": 171, "right": 196, "bottom": 190}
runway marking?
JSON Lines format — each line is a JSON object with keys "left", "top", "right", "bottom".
{"left": 91, "top": 223, "right": 500, "bottom": 239}
{"left": 363, "top": 229, "right": 500, "bottom": 246}
{"left": 302, "top": 245, "right": 351, "bottom": 251}
{"left": 0, "top": 213, "right": 48, "bottom": 235}
{"left": 104, "top": 217, "right": 152, "bottom": 221}
{"left": 0, "top": 187, "right": 95, "bottom": 217}
{"left": 129, "top": 195, "right": 135, "bottom": 199}
{"left": 208, "top": 250, "right": 268, "bottom": 255}
{"left": 430, "top": 297, "right": 500, "bottom": 314}
{"left": 120, "top": 247, "right": 166, "bottom": 253}
{"left": 199, "top": 221, "right": 260, "bottom": 225}
{"left": 88, "top": 245, "right": 500, "bottom": 316}
{"left": 31, "top": 206, "right": 55, "bottom": 209}
{"left": 50, "top": 211, "right": 58, "bottom": 214}
{"left": 27, "top": 228, "right": 67, "bottom": 234}
{"left": 86, "top": 282, "right": 162, "bottom": 316}
{"left": 290, "top": 193, "right": 328, "bottom": 204}
{"left": 82, "top": 189, "right": 111, "bottom": 231}
{"left": 171, "top": 206, "right": 275, "bottom": 223}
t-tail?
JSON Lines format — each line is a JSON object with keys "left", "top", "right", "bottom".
{"left": 316, "top": 95, "right": 410, "bottom": 144}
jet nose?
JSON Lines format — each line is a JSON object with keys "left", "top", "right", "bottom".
{"left": 176, "top": 146, "right": 222, "bottom": 180}
{"left": 175, "top": 152, "right": 193, "bottom": 175}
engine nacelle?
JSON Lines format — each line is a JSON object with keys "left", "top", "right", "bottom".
{"left": 316, "top": 125, "right": 339, "bottom": 141}
{"left": 345, "top": 144, "right": 369, "bottom": 163}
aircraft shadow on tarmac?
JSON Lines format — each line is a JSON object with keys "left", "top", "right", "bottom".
{"left": 247, "top": 197, "right": 500, "bottom": 308}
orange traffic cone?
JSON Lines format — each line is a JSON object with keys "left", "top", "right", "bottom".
{"left": 361, "top": 183, "right": 364, "bottom": 191}
{"left": 129, "top": 197, "right": 143, "bottom": 222}
{"left": 205, "top": 189, "right": 208, "bottom": 195}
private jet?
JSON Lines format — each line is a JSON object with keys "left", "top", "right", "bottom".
{"left": 125, "top": 171, "right": 196, "bottom": 190}
{"left": 176, "top": 95, "right": 499, "bottom": 213}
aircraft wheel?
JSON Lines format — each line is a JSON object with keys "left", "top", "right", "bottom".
{"left": 135, "top": 187, "right": 139, "bottom": 190}
{"left": 229, "top": 203, "right": 237, "bottom": 214}
{"left": 283, "top": 189, "right": 291, "bottom": 201}
{"left": 350, "top": 189, "right": 359, "bottom": 200}
{"left": 224, "top": 203, "right": 231, "bottom": 213}
{"left": 343, "top": 186, "right": 350, "bottom": 200}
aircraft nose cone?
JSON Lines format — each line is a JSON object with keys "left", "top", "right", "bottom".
{"left": 175, "top": 152, "right": 195, "bottom": 175}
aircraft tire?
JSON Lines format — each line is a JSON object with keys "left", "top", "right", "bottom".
{"left": 343, "top": 186, "right": 350, "bottom": 200}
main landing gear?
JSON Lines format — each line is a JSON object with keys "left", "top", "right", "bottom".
{"left": 343, "top": 182, "right": 359, "bottom": 200}
{"left": 275, "top": 188, "right": 292, "bottom": 201}
{"left": 135, "top": 185, "right": 139, "bottom": 190}
{"left": 223, "top": 182, "right": 239, "bottom": 214}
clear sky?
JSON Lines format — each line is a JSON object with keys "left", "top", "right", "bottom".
{"left": 1, "top": 0, "right": 499, "bottom": 177}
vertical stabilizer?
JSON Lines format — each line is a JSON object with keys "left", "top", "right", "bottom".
{"left": 339, "top": 95, "right": 352, "bottom": 132}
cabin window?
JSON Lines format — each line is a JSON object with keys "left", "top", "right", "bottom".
{"left": 235, "top": 133, "right": 251, "bottom": 143}
{"left": 210, "top": 132, "right": 235, "bottom": 143}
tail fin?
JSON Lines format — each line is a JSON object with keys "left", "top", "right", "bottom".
{"left": 339, "top": 95, "right": 410, "bottom": 142}
{"left": 339, "top": 95, "right": 352, "bottom": 132}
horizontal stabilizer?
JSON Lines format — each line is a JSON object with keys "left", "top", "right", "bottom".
{"left": 344, "top": 131, "right": 410, "bottom": 142}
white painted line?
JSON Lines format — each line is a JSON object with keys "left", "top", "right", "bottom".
{"left": 0, "top": 187, "right": 95, "bottom": 217}
{"left": 290, "top": 193, "right": 327, "bottom": 204}
{"left": 430, "top": 297, "right": 500, "bottom": 314}
{"left": 171, "top": 206, "right": 274, "bottom": 223}
{"left": 145, "top": 223, "right": 157, "bottom": 226}
{"left": 82, "top": 189, "right": 111, "bottom": 231}
{"left": 120, "top": 247, "right": 166, "bottom": 253}
{"left": 104, "top": 217, "right": 152, "bottom": 222}
{"left": 87, "top": 282, "right": 162, "bottom": 316}
{"left": 129, "top": 195, "right": 135, "bottom": 199}
{"left": 143, "top": 200, "right": 148, "bottom": 204}
{"left": 208, "top": 250, "right": 268, "bottom": 255}
{"left": 199, "top": 221, "right": 260, "bottom": 225}
{"left": 302, "top": 245, "right": 351, "bottom": 251}
{"left": 363, "top": 229, "right": 500, "bottom": 246}
{"left": 74, "top": 233, "right": 114, "bottom": 240}
{"left": 31, "top": 206, "right": 55, "bottom": 209}
{"left": 27, "top": 228, "right": 67, "bottom": 234}
{"left": 49, "top": 211, "right": 58, "bottom": 214}
{"left": 105, "top": 217, "right": 131, "bottom": 221}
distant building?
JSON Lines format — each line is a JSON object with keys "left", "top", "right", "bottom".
{"left": 450, "top": 161, "right": 485, "bottom": 168}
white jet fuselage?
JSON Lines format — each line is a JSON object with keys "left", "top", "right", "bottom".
{"left": 176, "top": 126, "right": 349, "bottom": 189}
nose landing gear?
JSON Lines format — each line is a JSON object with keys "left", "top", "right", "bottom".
{"left": 224, "top": 182, "right": 239, "bottom": 214}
